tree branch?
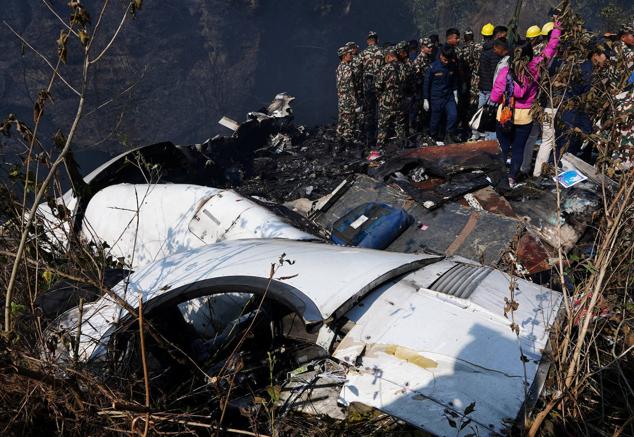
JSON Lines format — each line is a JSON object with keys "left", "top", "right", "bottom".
{"left": 2, "top": 21, "right": 81, "bottom": 97}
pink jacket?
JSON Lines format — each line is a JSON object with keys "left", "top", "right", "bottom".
{"left": 490, "top": 25, "right": 561, "bottom": 109}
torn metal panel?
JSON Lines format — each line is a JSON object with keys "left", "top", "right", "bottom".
{"left": 279, "top": 360, "right": 347, "bottom": 420}
{"left": 313, "top": 175, "right": 412, "bottom": 230}
{"left": 389, "top": 203, "right": 521, "bottom": 266}
{"left": 335, "top": 265, "right": 562, "bottom": 436}
{"left": 49, "top": 239, "right": 437, "bottom": 362}
{"left": 313, "top": 175, "right": 522, "bottom": 266}
{"left": 401, "top": 140, "right": 502, "bottom": 177}
{"left": 470, "top": 186, "right": 517, "bottom": 218}
{"left": 218, "top": 116, "right": 240, "bottom": 131}
{"left": 516, "top": 233, "right": 553, "bottom": 274}
{"left": 81, "top": 184, "right": 316, "bottom": 269}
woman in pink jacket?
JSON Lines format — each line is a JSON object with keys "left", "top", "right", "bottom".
{"left": 490, "top": 23, "right": 562, "bottom": 186}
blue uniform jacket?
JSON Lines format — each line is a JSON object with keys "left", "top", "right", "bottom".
{"left": 423, "top": 60, "right": 458, "bottom": 102}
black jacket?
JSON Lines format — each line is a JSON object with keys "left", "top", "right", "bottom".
{"left": 478, "top": 40, "right": 500, "bottom": 92}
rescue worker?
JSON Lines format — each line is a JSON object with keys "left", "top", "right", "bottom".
{"left": 478, "top": 25, "right": 507, "bottom": 106}
{"left": 345, "top": 41, "right": 365, "bottom": 141}
{"left": 478, "top": 26, "right": 507, "bottom": 140}
{"left": 336, "top": 46, "right": 359, "bottom": 145}
{"left": 429, "top": 34, "right": 440, "bottom": 60}
{"left": 526, "top": 25, "right": 542, "bottom": 48}
{"left": 444, "top": 28, "right": 470, "bottom": 138}
{"left": 397, "top": 41, "right": 416, "bottom": 141}
{"left": 424, "top": 44, "right": 459, "bottom": 144}
{"left": 614, "top": 24, "right": 634, "bottom": 73}
{"left": 532, "top": 22, "right": 562, "bottom": 176}
{"left": 413, "top": 37, "right": 434, "bottom": 133}
{"left": 375, "top": 47, "right": 405, "bottom": 147}
{"left": 555, "top": 46, "right": 609, "bottom": 163}
{"left": 493, "top": 25, "right": 508, "bottom": 40}
{"left": 408, "top": 39, "right": 419, "bottom": 61}
{"left": 461, "top": 29, "right": 482, "bottom": 140}
{"left": 360, "top": 31, "right": 384, "bottom": 143}
{"left": 519, "top": 26, "right": 546, "bottom": 173}
{"left": 535, "top": 22, "right": 554, "bottom": 54}
{"left": 462, "top": 29, "right": 482, "bottom": 104}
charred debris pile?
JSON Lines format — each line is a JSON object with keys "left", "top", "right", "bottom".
{"left": 185, "top": 93, "right": 605, "bottom": 280}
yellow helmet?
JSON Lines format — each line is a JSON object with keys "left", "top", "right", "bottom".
{"left": 526, "top": 25, "right": 541, "bottom": 39}
{"left": 541, "top": 22, "right": 555, "bottom": 36}
{"left": 481, "top": 23, "right": 495, "bottom": 37}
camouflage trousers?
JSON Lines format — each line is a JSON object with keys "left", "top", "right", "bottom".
{"left": 377, "top": 100, "right": 406, "bottom": 145}
{"left": 355, "top": 103, "right": 365, "bottom": 141}
{"left": 363, "top": 77, "right": 378, "bottom": 141}
{"left": 337, "top": 104, "right": 358, "bottom": 142}
{"left": 400, "top": 95, "right": 415, "bottom": 138}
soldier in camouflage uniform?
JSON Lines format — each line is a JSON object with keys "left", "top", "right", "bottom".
{"left": 360, "top": 31, "right": 384, "bottom": 143}
{"left": 345, "top": 41, "right": 365, "bottom": 141}
{"left": 461, "top": 30, "right": 482, "bottom": 106}
{"left": 397, "top": 41, "right": 416, "bottom": 141}
{"left": 445, "top": 28, "right": 470, "bottom": 137}
{"left": 611, "top": 24, "right": 634, "bottom": 85}
{"left": 336, "top": 46, "right": 359, "bottom": 144}
{"left": 413, "top": 38, "right": 434, "bottom": 133}
{"left": 611, "top": 84, "right": 633, "bottom": 168}
{"left": 375, "top": 47, "right": 405, "bottom": 146}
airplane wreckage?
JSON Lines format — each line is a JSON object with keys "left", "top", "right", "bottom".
{"left": 34, "top": 94, "right": 610, "bottom": 436}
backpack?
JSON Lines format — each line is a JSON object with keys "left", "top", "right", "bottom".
{"left": 499, "top": 72, "right": 516, "bottom": 133}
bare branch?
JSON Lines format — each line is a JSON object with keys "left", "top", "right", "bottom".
{"left": 2, "top": 21, "right": 81, "bottom": 97}
{"left": 89, "top": 0, "right": 111, "bottom": 50}
{"left": 89, "top": 2, "right": 131, "bottom": 65}
{"left": 40, "top": 0, "right": 80, "bottom": 38}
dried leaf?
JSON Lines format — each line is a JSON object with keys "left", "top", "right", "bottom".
{"left": 78, "top": 29, "right": 90, "bottom": 46}
{"left": 33, "top": 90, "right": 52, "bottom": 122}
{"left": 70, "top": 6, "right": 91, "bottom": 27}
{"left": 56, "top": 30, "right": 69, "bottom": 64}
{"left": 131, "top": 0, "right": 143, "bottom": 15}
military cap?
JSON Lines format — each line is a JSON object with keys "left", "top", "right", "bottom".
{"left": 368, "top": 31, "right": 378, "bottom": 39}
{"left": 337, "top": 46, "right": 349, "bottom": 57}
{"left": 464, "top": 29, "right": 474, "bottom": 35}
{"left": 620, "top": 23, "right": 634, "bottom": 35}
{"left": 384, "top": 46, "right": 398, "bottom": 56}
{"left": 396, "top": 41, "right": 409, "bottom": 51}
{"left": 345, "top": 41, "right": 358, "bottom": 49}
{"left": 419, "top": 37, "right": 434, "bottom": 48}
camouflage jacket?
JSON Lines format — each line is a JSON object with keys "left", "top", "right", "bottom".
{"left": 336, "top": 61, "right": 358, "bottom": 108}
{"left": 613, "top": 42, "right": 634, "bottom": 70}
{"left": 413, "top": 52, "right": 432, "bottom": 76}
{"left": 602, "top": 89, "right": 634, "bottom": 171}
{"left": 413, "top": 53, "right": 432, "bottom": 92}
{"left": 350, "top": 55, "right": 365, "bottom": 102}
{"left": 605, "top": 42, "right": 634, "bottom": 90}
{"left": 360, "top": 45, "right": 384, "bottom": 78}
{"left": 375, "top": 61, "right": 403, "bottom": 107}
{"left": 461, "top": 42, "right": 482, "bottom": 76}
{"left": 399, "top": 58, "right": 416, "bottom": 96}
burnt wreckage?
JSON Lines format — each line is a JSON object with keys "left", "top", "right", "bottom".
{"left": 35, "top": 94, "right": 607, "bottom": 435}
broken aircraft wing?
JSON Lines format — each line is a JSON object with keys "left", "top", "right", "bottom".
{"left": 50, "top": 239, "right": 437, "bottom": 362}
{"left": 335, "top": 258, "right": 562, "bottom": 436}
